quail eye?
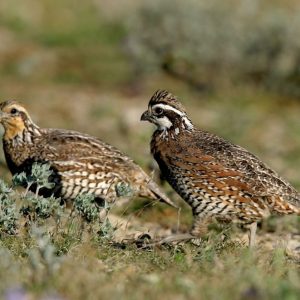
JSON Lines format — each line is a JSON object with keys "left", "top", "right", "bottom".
{"left": 10, "top": 108, "right": 18, "bottom": 114}
{"left": 153, "top": 107, "right": 163, "bottom": 116}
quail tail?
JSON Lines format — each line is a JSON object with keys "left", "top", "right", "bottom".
{"left": 142, "top": 180, "right": 178, "bottom": 209}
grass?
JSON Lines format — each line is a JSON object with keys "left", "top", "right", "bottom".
{"left": 0, "top": 230, "right": 299, "bottom": 300}
{"left": 0, "top": 1, "right": 299, "bottom": 299}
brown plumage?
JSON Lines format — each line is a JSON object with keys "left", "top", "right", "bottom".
{"left": 141, "top": 90, "right": 300, "bottom": 247}
{"left": 0, "top": 100, "right": 177, "bottom": 209}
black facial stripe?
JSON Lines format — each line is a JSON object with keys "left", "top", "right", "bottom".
{"left": 160, "top": 109, "right": 182, "bottom": 120}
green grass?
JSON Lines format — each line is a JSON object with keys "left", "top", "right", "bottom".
{"left": 0, "top": 231, "right": 299, "bottom": 300}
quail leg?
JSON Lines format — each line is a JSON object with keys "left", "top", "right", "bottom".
{"left": 248, "top": 222, "right": 257, "bottom": 248}
{"left": 191, "top": 215, "right": 212, "bottom": 237}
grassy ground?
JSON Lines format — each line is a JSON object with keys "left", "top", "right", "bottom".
{"left": 0, "top": 1, "right": 299, "bottom": 299}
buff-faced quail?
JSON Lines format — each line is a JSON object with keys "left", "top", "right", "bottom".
{"left": 141, "top": 90, "right": 300, "bottom": 247}
{"left": 0, "top": 100, "right": 177, "bottom": 209}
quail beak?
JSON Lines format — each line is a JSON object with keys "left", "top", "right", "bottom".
{"left": 140, "top": 110, "right": 151, "bottom": 122}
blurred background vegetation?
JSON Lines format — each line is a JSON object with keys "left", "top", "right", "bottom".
{"left": 0, "top": 1, "right": 300, "bottom": 299}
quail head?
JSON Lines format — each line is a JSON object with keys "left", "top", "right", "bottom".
{"left": 0, "top": 100, "right": 177, "bottom": 210}
{"left": 141, "top": 90, "right": 300, "bottom": 247}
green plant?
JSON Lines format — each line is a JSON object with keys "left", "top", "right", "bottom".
{"left": 0, "top": 180, "right": 18, "bottom": 235}
{"left": 13, "top": 162, "right": 55, "bottom": 195}
{"left": 74, "top": 193, "right": 102, "bottom": 223}
{"left": 28, "top": 226, "right": 62, "bottom": 284}
{"left": 115, "top": 182, "right": 134, "bottom": 198}
{"left": 20, "top": 194, "right": 62, "bottom": 221}
{"left": 12, "top": 163, "right": 62, "bottom": 226}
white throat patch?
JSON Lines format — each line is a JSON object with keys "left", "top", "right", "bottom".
{"left": 156, "top": 116, "right": 173, "bottom": 130}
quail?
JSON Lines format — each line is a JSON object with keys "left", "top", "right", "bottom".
{"left": 0, "top": 100, "right": 177, "bottom": 209}
{"left": 141, "top": 90, "right": 300, "bottom": 247}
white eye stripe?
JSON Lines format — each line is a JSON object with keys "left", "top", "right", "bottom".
{"left": 152, "top": 104, "right": 185, "bottom": 117}
{"left": 182, "top": 116, "right": 193, "bottom": 130}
